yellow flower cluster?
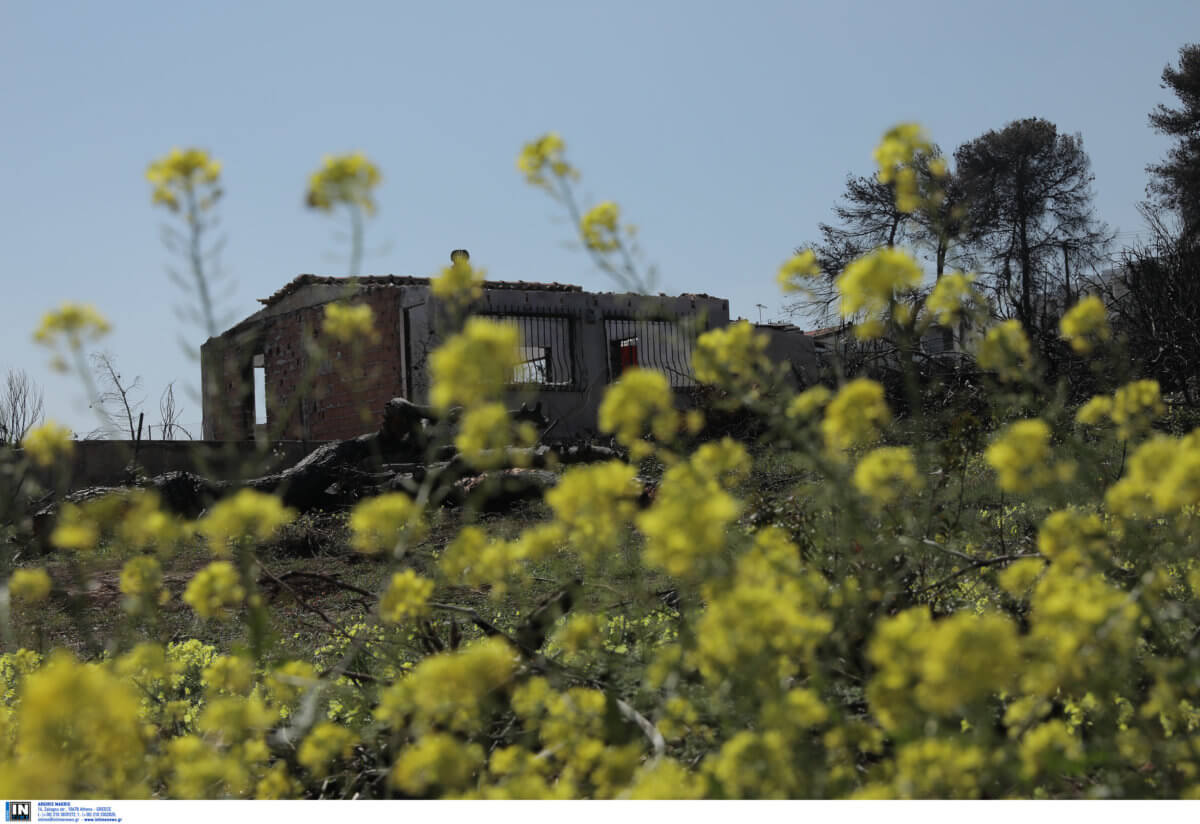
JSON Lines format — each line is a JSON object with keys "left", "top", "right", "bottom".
{"left": 821, "top": 378, "right": 890, "bottom": 453}
{"left": 544, "top": 461, "right": 640, "bottom": 556}
{"left": 1106, "top": 430, "right": 1200, "bottom": 516}
{"left": 925, "top": 272, "right": 981, "bottom": 326}
{"left": 1059, "top": 295, "right": 1110, "bottom": 354}
{"left": 873, "top": 123, "right": 942, "bottom": 213}
{"left": 976, "top": 319, "right": 1033, "bottom": 381}
{"left": 1110, "top": 379, "right": 1165, "bottom": 441}
{"left": 33, "top": 303, "right": 111, "bottom": 353}
{"left": 835, "top": 248, "right": 924, "bottom": 337}
{"left": 429, "top": 318, "right": 521, "bottom": 412}
{"left": 1035, "top": 509, "right": 1108, "bottom": 568}
{"left": 119, "top": 556, "right": 169, "bottom": 611}
{"left": 182, "top": 561, "right": 246, "bottom": 620}
{"left": 853, "top": 446, "right": 922, "bottom": 506}
{"left": 431, "top": 258, "right": 486, "bottom": 305}
{"left": 786, "top": 385, "right": 832, "bottom": 419}
{"left": 379, "top": 569, "right": 434, "bottom": 624}
{"left": 984, "top": 418, "right": 1073, "bottom": 494}
{"left": 580, "top": 201, "right": 621, "bottom": 252}
{"left": 349, "top": 491, "right": 426, "bottom": 555}
{"left": 8, "top": 568, "right": 52, "bottom": 603}
{"left": 438, "top": 523, "right": 563, "bottom": 597}
{"left": 1075, "top": 394, "right": 1113, "bottom": 426}
{"left": 322, "top": 301, "right": 381, "bottom": 345}
{"left": 1, "top": 651, "right": 149, "bottom": 798}
{"left": 454, "top": 402, "right": 537, "bottom": 469}
{"left": 636, "top": 438, "right": 749, "bottom": 578}
{"left": 146, "top": 147, "right": 221, "bottom": 212}
{"left": 197, "top": 489, "right": 296, "bottom": 555}
{"left": 50, "top": 502, "right": 101, "bottom": 551}
{"left": 516, "top": 132, "right": 576, "bottom": 187}
{"left": 305, "top": 151, "right": 382, "bottom": 214}
{"left": 776, "top": 249, "right": 821, "bottom": 293}
{"left": 692, "top": 320, "right": 770, "bottom": 387}
{"left": 867, "top": 607, "right": 1020, "bottom": 732}
{"left": 297, "top": 722, "right": 357, "bottom": 778}
{"left": 597, "top": 368, "right": 679, "bottom": 459}
{"left": 376, "top": 637, "right": 516, "bottom": 735}
{"left": 872, "top": 738, "right": 987, "bottom": 799}
{"left": 19, "top": 421, "right": 74, "bottom": 467}
{"left": 393, "top": 732, "right": 485, "bottom": 795}
{"left": 695, "top": 528, "right": 832, "bottom": 689}
{"left": 1018, "top": 720, "right": 1083, "bottom": 779}
{"left": 202, "top": 654, "right": 254, "bottom": 695}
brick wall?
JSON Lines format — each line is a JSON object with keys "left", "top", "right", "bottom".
{"left": 260, "top": 289, "right": 405, "bottom": 441}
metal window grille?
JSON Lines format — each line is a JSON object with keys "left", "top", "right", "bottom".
{"left": 604, "top": 318, "right": 697, "bottom": 386}
{"left": 482, "top": 314, "right": 578, "bottom": 390}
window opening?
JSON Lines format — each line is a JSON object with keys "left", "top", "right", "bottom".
{"left": 604, "top": 318, "right": 697, "bottom": 386}
{"left": 482, "top": 314, "right": 577, "bottom": 389}
{"left": 252, "top": 353, "right": 267, "bottom": 426}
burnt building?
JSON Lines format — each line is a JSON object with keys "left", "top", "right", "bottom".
{"left": 200, "top": 268, "right": 730, "bottom": 441}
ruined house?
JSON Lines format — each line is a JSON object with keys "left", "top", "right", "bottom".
{"left": 200, "top": 266, "right": 731, "bottom": 441}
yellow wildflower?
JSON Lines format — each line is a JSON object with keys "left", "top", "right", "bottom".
{"left": 49, "top": 503, "right": 100, "bottom": 552}
{"left": 392, "top": 733, "right": 484, "bottom": 795}
{"left": 777, "top": 249, "right": 821, "bottom": 293}
{"left": 874, "top": 123, "right": 937, "bottom": 213}
{"left": 627, "top": 759, "right": 706, "bottom": 800}
{"left": 1110, "top": 379, "right": 1164, "bottom": 441}
{"left": 455, "top": 402, "right": 537, "bottom": 469}
{"left": 196, "top": 489, "right": 296, "bottom": 555}
{"left": 379, "top": 569, "right": 434, "bottom": 624}
{"left": 146, "top": 147, "right": 222, "bottom": 212}
{"left": 821, "top": 378, "right": 890, "bottom": 453}
{"left": 580, "top": 201, "right": 621, "bottom": 252}
{"left": 1075, "top": 395, "right": 1113, "bottom": 426}
{"left": 375, "top": 637, "right": 517, "bottom": 734}
{"left": 517, "top": 132, "right": 575, "bottom": 187}
{"left": 985, "top": 418, "right": 1073, "bottom": 494}
{"left": 12, "top": 651, "right": 148, "bottom": 797}
{"left": 8, "top": 568, "right": 52, "bottom": 603}
{"left": 298, "top": 722, "right": 358, "bottom": 778}
{"left": 925, "top": 272, "right": 980, "bottom": 325}
{"left": 33, "top": 303, "right": 110, "bottom": 349}
{"left": 693, "top": 320, "right": 769, "bottom": 387}
{"left": 889, "top": 738, "right": 987, "bottom": 799}
{"left": 976, "top": 320, "right": 1033, "bottom": 382}
{"left": 544, "top": 461, "right": 640, "bottom": 556}
{"left": 637, "top": 439, "right": 749, "bottom": 578}
{"left": 853, "top": 446, "right": 922, "bottom": 506}
{"left": 1059, "top": 295, "right": 1110, "bottom": 354}
{"left": 19, "top": 422, "right": 74, "bottom": 467}
{"left": 305, "top": 151, "right": 382, "bottom": 215}
{"left": 183, "top": 561, "right": 246, "bottom": 620}
{"left": 119, "top": 556, "right": 170, "bottom": 610}
{"left": 202, "top": 655, "right": 254, "bottom": 695}
{"left": 431, "top": 257, "right": 485, "bottom": 305}
{"left": 429, "top": 317, "right": 521, "bottom": 411}
{"left": 322, "top": 302, "right": 381, "bottom": 344}
{"left": 349, "top": 491, "right": 426, "bottom": 555}
{"left": 835, "top": 248, "right": 924, "bottom": 334}
{"left": 598, "top": 368, "right": 679, "bottom": 459}
{"left": 786, "top": 385, "right": 832, "bottom": 419}
{"left": 1019, "top": 720, "right": 1083, "bottom": 779}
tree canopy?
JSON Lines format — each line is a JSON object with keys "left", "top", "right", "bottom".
{"left": 1147, "top": 43, "right": 1200, "bottom": 236}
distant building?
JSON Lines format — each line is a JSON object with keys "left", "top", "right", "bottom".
{"left": 200, "top": 266, "right": 730, "bottom": 440}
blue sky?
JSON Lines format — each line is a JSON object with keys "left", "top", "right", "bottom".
{"left": 3, "top": 0, "right": 1197, "bottom": 437}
